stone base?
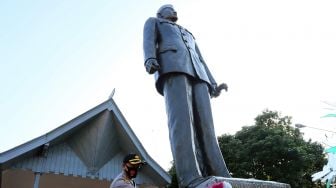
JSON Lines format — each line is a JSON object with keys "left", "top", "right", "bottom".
{"left": 220, "top": 177, "right": 290, "bottom": 188}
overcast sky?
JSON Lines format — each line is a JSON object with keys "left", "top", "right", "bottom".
{"left": 1, "top": 0, "right": 336, "bottom": 170}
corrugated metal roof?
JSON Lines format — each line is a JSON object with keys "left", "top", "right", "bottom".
{"left": 0, "top": 97, "right": 171, "bottom": 186}
{"left": 12, "top": 143, "right": 155, "bottom": 184}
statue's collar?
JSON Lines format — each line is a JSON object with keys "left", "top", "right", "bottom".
{"left": 157, "top": 18, "right": 177, "bottom": 25}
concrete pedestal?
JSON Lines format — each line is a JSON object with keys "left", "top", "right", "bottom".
{"left": 221, "top": 177, "right": 290, "bottom": 188}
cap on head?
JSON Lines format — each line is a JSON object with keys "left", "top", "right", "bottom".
{"left": 156, "top": 4, "right": 178, "bottom": 22}
{"left": 157, "top": 4, "right": 174, "bottom": 14}
{"left": 123, "top": 154, "right": 145, "bottom": 165}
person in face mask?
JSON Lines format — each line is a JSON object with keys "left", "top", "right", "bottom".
{"left": 110, "top": 154, "right": 146, "bottom": 188}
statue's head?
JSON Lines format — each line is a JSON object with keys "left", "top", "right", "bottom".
{"left": 157, "top": 4, "right": 178, "bottom": 22}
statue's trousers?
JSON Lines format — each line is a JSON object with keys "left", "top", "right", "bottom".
{"left": 163, "top": 74, "right": 230, "bottom": 187}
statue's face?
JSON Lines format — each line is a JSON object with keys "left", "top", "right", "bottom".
{"left": 160, "top": 7, "right": 178, "bottom": 22}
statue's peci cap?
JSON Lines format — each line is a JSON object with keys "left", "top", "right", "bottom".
{"left": 157, "top": 4, "right": 174, "bottom": 14}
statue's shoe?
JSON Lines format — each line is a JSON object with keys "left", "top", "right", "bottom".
{"left": 188, "top": 176, "right": 232, "bottom": 188}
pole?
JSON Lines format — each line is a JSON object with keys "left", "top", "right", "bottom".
{"left": 295, "top": 124, "right": 336, "bottom": 134}
{"left": 0, "top": 170, "right": 2, "bottom": 188}
{"left": 33, "top": 172, "right": 41, "bottom": 188}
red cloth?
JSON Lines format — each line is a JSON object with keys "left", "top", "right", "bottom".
{"left": 210, "top": 182, "right": 224, "bottom": 188}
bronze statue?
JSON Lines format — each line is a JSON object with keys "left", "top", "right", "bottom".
{"left": 143, "top": 4, "right": 231, "bottom": 188}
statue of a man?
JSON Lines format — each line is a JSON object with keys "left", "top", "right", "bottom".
{"left": 143, "top": 4, "right": 231, "bottom": 187}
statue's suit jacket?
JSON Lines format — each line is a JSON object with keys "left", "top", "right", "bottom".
{"left": 143, "top": 17, "right": 217, "bottom": 95}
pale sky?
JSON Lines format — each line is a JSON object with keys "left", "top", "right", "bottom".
{"left": 1, "top": 0, "right": 336, "bottom": 170}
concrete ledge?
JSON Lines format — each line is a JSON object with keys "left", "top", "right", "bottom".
{"left": 221, "top": 177, "right": 291, "bottom": 188}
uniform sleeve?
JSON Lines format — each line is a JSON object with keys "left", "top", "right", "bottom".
{"left": 143, "top": 17, "right": 158, "bottom": 64}
{"left": 195, "top": 43, "right": 217, "bottom": 85}
{"left": 110, "top": 179, "right": 135, "bottom": 188}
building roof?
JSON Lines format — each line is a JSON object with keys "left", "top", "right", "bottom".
{"left": 0, "top": 95, "right": 171, "bottom": 186}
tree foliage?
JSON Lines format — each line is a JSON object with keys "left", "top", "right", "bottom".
{"left": 218, "top": 110, "right": 325, "bottom": 188}
{"left": 167, "top": 161, "right": 179, "bottom": 188}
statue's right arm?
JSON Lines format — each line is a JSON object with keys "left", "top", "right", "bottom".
{"left": 143, "top": 17, "right": 158, "bottom": 64}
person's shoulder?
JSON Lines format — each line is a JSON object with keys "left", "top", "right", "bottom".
{"left": 110, "top": 179, "right": 134, "bottom": 188}
{"left": 110, "top": 173, "right": 134, "bottom": 188}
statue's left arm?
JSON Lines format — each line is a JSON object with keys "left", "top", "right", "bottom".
{"left": 195, "top": 43, "right": 228, "bottom": 97}
{"left": 195, "top": 44, "right": 216, "bottom": 83}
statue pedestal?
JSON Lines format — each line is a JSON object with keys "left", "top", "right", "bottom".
{"left": 221, "top": 177, "right": 290, "bottom": 188}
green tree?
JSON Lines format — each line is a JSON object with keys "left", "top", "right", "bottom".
{"left": 167, "top": 161, "right": 178, "bottom": 188}
{"left": 218, "top": 110, "right": 325, "bottom": 188}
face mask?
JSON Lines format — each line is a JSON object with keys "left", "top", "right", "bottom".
{"left": 125, "top": 164, "right": 140, "bottom": 178}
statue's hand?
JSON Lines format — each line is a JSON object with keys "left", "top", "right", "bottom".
{"left": 145, "top": 59, "right": 160, "bottom": 74}
{"left": 210, "top": 83, "right": 228, "bottom": 98}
